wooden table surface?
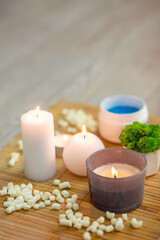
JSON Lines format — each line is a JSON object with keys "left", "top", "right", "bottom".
{"left": 0, "top": 0, "right": 160, "bottom": 149}
{"left": 0, "top": 100, "right": 160, "bottom": 240}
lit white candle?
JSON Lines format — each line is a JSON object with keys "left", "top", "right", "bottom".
{"left": 21, "top": 106, "right": 56, "bottom": 182}
{"left": 63, "top": 126, "right": 104, "bottom": 176}
{"left": 94, "top": 163, "right": 140, "bottom": 178}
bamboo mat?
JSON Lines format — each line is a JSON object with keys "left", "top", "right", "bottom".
{"left": 0, "top": 100, "right": 160, "bottom": 240}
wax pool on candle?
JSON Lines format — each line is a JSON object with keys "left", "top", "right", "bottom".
{"left": 94, "top": 163, "right": 140, "bottom": 178}
{"left": 21, "top": 107, "right": 56, "bottom": 182}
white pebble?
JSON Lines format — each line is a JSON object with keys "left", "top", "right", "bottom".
{"left": 83, "top": 232, "right": 91, "bottom": 240}
{"left": 56, "top": 195, "right": 64, "bottom": 204}
{"left": 42, "top": 192, "right": 51, "bottom": 201}
{"left": 117, "top": 217, "right": 123, "bottom": 224}
{"left": 65, "top": 209, "right": 73, "bottom": 216}
{"left": 59, "top": 214, "right": 66, "bottom": 219}
{"left": 7, "top": 182, "right": 13, "bottom": 190}
{"left": 4, "top": 201, "right": 12, "bottom": 208}
{"left": 5, "top": 205, "right": 15, "bottom": 214}
{"left": 53, "top": 179, "right": 60, "bottom": 186}
{"left": 96, "top": 216, "right": 105, "bottom": 224}
{"left": 115, "top": 222, "right": 124, "bottom": 231}
{"left": 59, "top": 182, "right": 71, "bottom": 190}
{"left": 72, "top": 194, "right": 78, "bottom": 203}
{"left": 33, "top": 190, "right": 40, "bottom": 195}
{"left": 33, "top": 204, "right": 39, "bottom": 210}
{"left": 45, "top": 200, "right": 51, "bottom": 206}
{"left": 33, "top": 194, "right": 41, "bottom": 202}
{"left": 83, "top": 216, "right": 90, "bottom": 222}
{"left": 49, "top": 195, "right": 55, "bottom": 201}
{"left": 39, "top": 201, "right": 45, "bottom": 208}
{"left": 111, "top": 218, "right": 117, "bottom": 225}
{"left": 87, "top": 225, "right": 97, "bottom": 233}
{"left": 27, "top": 199, "right": 35, "bottom": 207}
{"left": 99, "top": 224, "right": 106, "bottom": 231}
{"left": 20, "top": 184, "right": 26, "bottom": 189}
{"left": 96, "top": 229, "right": 104, "bottom": 236}
{"left": 66, "top": 198, "right": 74, "bottom": 204}
{"left": 73, "top": 203, "right": 79, "bottom": 211}
{"left": 62, "top": 108, "right": 69, "bottom": 115}
{"left": 130, "top": 218, "right": 143, "bottom": 228}
{"left": 66, "top": 202, "right": 73, "bottom": 209}
{"left": 92, "top": 221, "right": 99, "bottom": 228}
{"left": 75, "top": 212, "right": 83, "bottom": 219}
{"left": 52, "top": 189, "right": 60, "bottom": 196}
{"left": 74, "top": 222, "right": 82, "bottom": 229}
{"left": 105, "top": 224, "right": 114, "bottom": 233}
{"left": 58, "top": 119, "right": 69, "bottom": 128}
{"left": 7, "top": 197, "right": 14, "bottom": 202}
{"left": 59, "top": 218, "right": 72, "bottom": 227}
{"left": 67, "top": 213, "right": 77, "bottom": 224}
{"left": 81, "top": 220, "right": 90, "bottom": 228}
{"left": 22, "top": 203, "right": 31, "bottom": 210}
{"left": 15, "top": 204, "right": 23, "bottom": 211}
{"left": 17, "top": 139, "right": 23, "bottom": 150}
{"left": 122, "top": 213, "right": 128, "bottom": 221}
{"left": 106, "top": 211, "right": 115, "bottom": 219}
{"left": 61, "top": 190, "right": 69, "bottom": 198}
{"left": 51, "top": 203, "right": 60, "bottom": 210}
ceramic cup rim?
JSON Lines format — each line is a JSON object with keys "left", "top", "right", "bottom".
{"left": 100, "top": 94, "right": 147, "bottom": 116}
{"left": 86, "top": 147, "right": 147, "bottom": 181}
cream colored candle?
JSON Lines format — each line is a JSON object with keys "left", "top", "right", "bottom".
{"left": 21, "top": 107, "right": 56, "bottom": 182}
{"left": 94, "top": 163, "right": 140, "bottom": 178}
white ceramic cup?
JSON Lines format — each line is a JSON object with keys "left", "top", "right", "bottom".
{"left": 99, "top": 95, "right": 148, "bottom": 143}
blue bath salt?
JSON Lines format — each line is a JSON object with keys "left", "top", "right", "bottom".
{"left": 108, "top": 106, "right": 139, "bottom": 114}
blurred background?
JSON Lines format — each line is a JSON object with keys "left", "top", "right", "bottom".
{"left": 0, "top": 0, "right": 160, "bottom": 149}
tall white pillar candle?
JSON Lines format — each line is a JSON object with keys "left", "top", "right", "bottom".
{"left": 21, "top": 107, "right": 56, "bottom": 182}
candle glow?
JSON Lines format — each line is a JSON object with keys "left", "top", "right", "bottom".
{"left": 36, "top": 106, "right": 40, "bottom": 118}
{"left": 112, "top": 167, "right": 118, "bottom": 179}
{"left": 82, "top": 125, "right": 87, "bottom": 139}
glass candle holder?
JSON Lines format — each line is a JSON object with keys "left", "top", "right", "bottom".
{"left": 86, "top": 147, "right": 147, "bottom": 213}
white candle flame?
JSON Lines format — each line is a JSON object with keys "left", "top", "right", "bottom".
{"left": 112, "top": 167, "right": 118, "bottom": 178}
{"left": 82, "top": 125, "right": 87, "bottom": 139}
{"left": 36, "top": 106, "right": 40, "bottom": 118}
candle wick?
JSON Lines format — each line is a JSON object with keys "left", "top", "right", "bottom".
{"left": 84, "top": 134, "right": 86, "bottom": 139}
{"left": 114, "top": 175, "right": 116, "bottom": 179}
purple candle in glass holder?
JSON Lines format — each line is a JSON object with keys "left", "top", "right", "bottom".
{"left": 86, "top": 148, "right": 147, "bottom": 213}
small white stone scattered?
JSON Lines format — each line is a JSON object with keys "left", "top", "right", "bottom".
{"left": 122, "top": 213, "right": 128, "bottom": 221}
{"left": 130, "top": 218, "right": 143, "bottom": 228}
{"left": 96, "top": 229, "right": 104, "bottom": 236}
{"left": 56, "top": 195, "right": 64, "bottom": 204}
{"left": 111, "top": 218, "right": 117, "bottom": 225}
{"left": 74, "top": 222, "right": 82, "bottom": 229}
{"left": 34, "top": 204, "right": 39, "bottom": 210}
{"left": 105, "top": 224, "right": 114, "bottom": 233}
{"left": 81, "top": 220, "right": 90, "bottom": 228}
{"left": 49, "top": 195, "right": 55, "bottom": 201}
{"left": 51, "top": 203, "right": 60, "bottom": 210}
{"left": 65, "top": 209, "right": 73, "bottom": 216}
{"left": 53, "top": 179, "right": 60, "bottom": 186}
{"left": 5, "top": 205, "right": 15, "bottom": 214}
{"left": 115, "top": 222, "right": 124, "bottom": 231}
{"left": 87, "top": 225, "right": 97, "bottom": 233}
{"left": 39, "top": 201, "right": 45, "bottom": 208}
{"left": 59, "top": 214, "right": 66, "bottom": 219}
{"left": 66, "top": 202, "right": 73, "bottom": 209}
{"left": 96, "top": 216, "right": 105, "bottom": 224}
{"left": 75, "top": 212, "right": 83, "bottom": 219}
{"left": 106, "top": 211, "right": 115, "bottom": 219}
{"left": 99, "top": 224, "right": 106, "bottom": 231}
{"left": 61, "top": 190, "right": 69, "bottom": 198}
{"left": 3, "top": 201, "right": 12, "bottom": 208}
{"left": 15, "top": 204, "right": 23, "bottom": 211}
{"left": 59, "top": 218, "right": 72, "bottom": 227}
{"left": 33, "top": 194, "right": 41, "bottom": 202}
{"left": 45, "top": 200, "right": 51, "bottom": 206}
{"left": 62, "top": 108, "right": 69, "bottom": 115}
{"left": 83, "top": 216, "right": 90, "bottom": 222}
{"left": 72, "top": 194, "right": 78, "bottom": 203}
{"left": 33, "top": 190, "right": 39, "bottom": 195}
{"left": 59, "top": 182, "right": 71, "bottom": 190}
{"left": 8, "top": 152, "right": 20, "bottom": 167}
{"left": 73, "top": 203, "right": 79, "bottom": 211}
{"left": 42, "top": 192, "right": 51, "bottom": 201}
{"left": 83, "top": 232, "right": 91, "bottom": 240}
{"left": 22, "top": 203, "right": 31, "bottom": 210}
{"left": 52, "top": 189, "right": 60, "bottom": 196}
{"left": 66, "top": 198, "right": 74, "bottom": 204}
{"left": 92, "top": 221, "right": 99, "bottom": 228}
{"left": 27, "top": 199, "right": 35, "bottom": 207}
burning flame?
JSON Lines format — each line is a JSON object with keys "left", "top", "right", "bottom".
{"left": 82, "top": 125, "right": 87, "bottom": 139}
{"left": 111, "top": 167, "right": 118, "bottom": 179}
{"left": 36, "top": 106, "right": 40, "bottom": 118}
